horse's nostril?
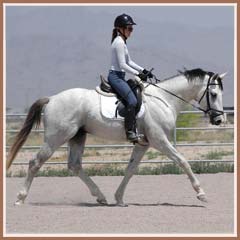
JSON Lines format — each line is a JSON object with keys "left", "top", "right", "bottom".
{"left": 215, "top": 120, "right": 221, "bottom": 125}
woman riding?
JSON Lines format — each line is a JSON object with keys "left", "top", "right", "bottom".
{"left": 108, "top": 13, "right": 153, "bottom": 143}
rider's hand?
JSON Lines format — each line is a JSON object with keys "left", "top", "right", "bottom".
{"left": 138, "top": 72, "right": 148, "bottom": 82}
{"left": 143, "top": 69, "right": 153, "bottom": 78}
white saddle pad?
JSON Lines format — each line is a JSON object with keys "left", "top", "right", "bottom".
{"left": 100, "top": 95, "right": 145, "bottom": 120}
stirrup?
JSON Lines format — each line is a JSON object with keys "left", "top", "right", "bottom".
{"left": 126, "top": 131, "right": 139, "bottom": 142}
{"left": 126, "top": 131, "right": 148, "bottom": 145}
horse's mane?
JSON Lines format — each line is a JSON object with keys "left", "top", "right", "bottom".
{"left": 160, "top": 68, "right": 206, "bottom": 82}
{"left": 160, "top": 68, "right": 223, "bottom": 90}
{"left": 182, "top": 68, "right": 207, "bottom": 81}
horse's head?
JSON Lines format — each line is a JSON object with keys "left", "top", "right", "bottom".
{"left": 198, "top": 72, "right": 226, "bottom": 125}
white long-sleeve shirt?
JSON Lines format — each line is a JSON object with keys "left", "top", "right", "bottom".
{"left": 110, "top": 36, "right": 144, "bottom": 75}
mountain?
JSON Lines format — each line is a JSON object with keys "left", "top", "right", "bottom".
{"left": 5, "top": 6, "right": 234, "bottom": 111}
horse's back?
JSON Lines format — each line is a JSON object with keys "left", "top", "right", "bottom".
{"left": 43, "top": 88, "right": 98, "bottom": 128}
{"left": 49, "top": 87, "right": 97, "bottom": 105}
{"left": 51, "top": 88, "right": 96, "bottom": 99}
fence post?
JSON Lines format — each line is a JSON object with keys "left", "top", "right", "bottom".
{"left": 173, "top": 125, "right": 177, "bottom": 147}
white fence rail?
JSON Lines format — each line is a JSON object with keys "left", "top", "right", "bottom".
{"left": 6, "top": 110, "right": 234, "bottom": 165}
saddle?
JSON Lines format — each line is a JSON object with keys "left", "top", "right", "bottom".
{"left": 96, "top": 75, "right": 143, "bottom": 118}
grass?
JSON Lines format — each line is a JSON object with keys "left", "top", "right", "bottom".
{"left": 175, "top": 112, "right": 201, "bottom": 141}
{"left": 7, "top": 162, "right": 234, "bottom": 177}
{"left": 191, "top": 162, "right": 234, "bottom": 174}
{"left": 177, "top": 130, "right": 234, "bottom": 143}
{"left": 146, "top": 151, "right": 161, "bottom": 160}
{"left": 201, "top": 150, "right": 234, "bottom": 160}
{"left": 175, "top": 112, "right": 233, "bottom": 143}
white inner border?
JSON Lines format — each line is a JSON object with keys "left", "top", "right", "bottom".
{"left": 3, "top": 2, "right": 237, "bottom": 238}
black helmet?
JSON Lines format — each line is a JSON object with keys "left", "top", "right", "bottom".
{"left": 114, "top": 13, "right": 136, "bottom": 28}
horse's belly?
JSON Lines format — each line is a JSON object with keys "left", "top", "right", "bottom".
{"left": 85, "top": 111, "right": 126, "bottom": 141}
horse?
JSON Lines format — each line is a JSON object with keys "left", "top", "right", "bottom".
{"left": 6, "top": 68, "right": 226, "bottom": 206}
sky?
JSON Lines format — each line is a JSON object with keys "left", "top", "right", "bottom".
{"left": 6, "top": 5, "right": 234, "bottom": 28}
{"left": 5, "top": 4, "right": 235, "bottom": 111}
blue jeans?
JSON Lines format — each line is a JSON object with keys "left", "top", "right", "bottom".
{"left": 108, "top": 70, "right": 137, "bottom": 108}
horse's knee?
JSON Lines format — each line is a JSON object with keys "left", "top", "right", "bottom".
{"left": 179, "top": 159, "right": 191, "bottom": 169}
{"left": 37, "top": 144, "right": 54, "bottom": 161}
{"left": 28, "top": 159, "right": 42, "bottom": 173}
{"left": 28, "top": 145, "right": 53, "bottom": 172}
{"left": 126, "top": 161, "right": 138, "bottom": 175}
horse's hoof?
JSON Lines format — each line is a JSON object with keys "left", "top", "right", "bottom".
{"left": 197, "top": 193, "right": 208, "bottom": 202}
{"left": 14, "top": 199, "right": 24, "bottom": 206}
{"left": 97, "top": 198, "right": 108, "bottom": 205}
{"left": 116, "top": 202, "right": 128, "bottom": 207}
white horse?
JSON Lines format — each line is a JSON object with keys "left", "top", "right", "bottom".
{"left": 7, "top": 68, "right": 226, "bottom": 206}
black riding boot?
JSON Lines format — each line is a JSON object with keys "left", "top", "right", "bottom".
{"left": 124, "top": 106, "right": 139, "bottom": 143}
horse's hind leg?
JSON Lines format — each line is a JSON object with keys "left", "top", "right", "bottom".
{"left": 15, "top": 142, "right": 55, "bottom": 205}
{"left": 68, "top": 131, "right": 107, "bottom": 205}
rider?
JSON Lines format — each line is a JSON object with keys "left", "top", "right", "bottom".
{"left": 108, "top": 13, "right": 153, "bottom": 143}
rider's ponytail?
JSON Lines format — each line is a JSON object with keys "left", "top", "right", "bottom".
{"left": 111, "top": 28, "right": 118, "bottom": 44}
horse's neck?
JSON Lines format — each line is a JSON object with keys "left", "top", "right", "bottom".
{"left": 154, "top": 75, "right": 204, "bottom": 112}
{"left": 159, "top": 76, "right": 193, "bottom": 99}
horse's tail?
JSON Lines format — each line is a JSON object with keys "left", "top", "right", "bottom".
{"left": 6, "top": 98, "right": 49, "bottom": 170}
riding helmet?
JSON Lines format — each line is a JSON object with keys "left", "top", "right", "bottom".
{"left": 114, "top": 14, "right": 137, "bottom": 27}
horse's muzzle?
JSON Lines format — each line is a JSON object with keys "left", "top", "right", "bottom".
{"left": 209, "top": 112, "right": 223, "bottom": 125}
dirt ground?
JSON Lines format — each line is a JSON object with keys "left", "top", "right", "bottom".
{"left": 5, "top": 173, "right": 234, "bottom": 236}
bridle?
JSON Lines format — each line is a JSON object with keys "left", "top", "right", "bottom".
{"left": 197, "top": 73, "right": 224, "bottom": 117}
{"left": 145, "top": 73, "right": 224, "bottom": 117}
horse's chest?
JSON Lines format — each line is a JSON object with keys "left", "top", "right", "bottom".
{"left": 145, "top": 106, "right": 176, "bottom": 135}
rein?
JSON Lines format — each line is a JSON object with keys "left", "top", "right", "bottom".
{"left": 145, "top": 74, "right": 224, "bottom": 116}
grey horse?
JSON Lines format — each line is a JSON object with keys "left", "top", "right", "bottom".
{"left": 6, "top": 68, "right": 226, "bottom": 206}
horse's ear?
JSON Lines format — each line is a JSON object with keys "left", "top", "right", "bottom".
{"left": 219, "top": 72, "right": 227, "bottom": 79}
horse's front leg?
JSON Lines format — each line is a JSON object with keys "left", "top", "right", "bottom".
{"left": 152, "top": 136, "right": 207, "bottom": 202}
{"left": 115, "top": 144, "right": 149, "bottom": 207}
